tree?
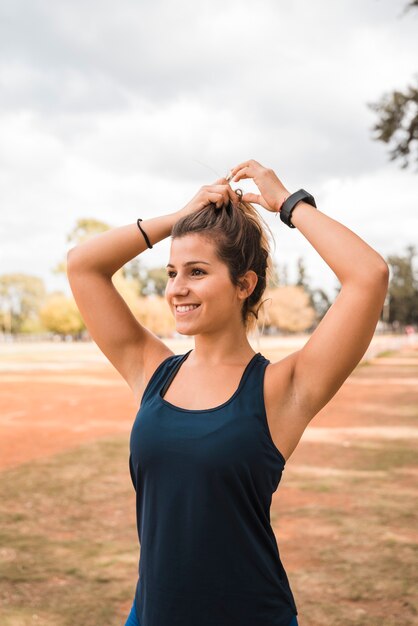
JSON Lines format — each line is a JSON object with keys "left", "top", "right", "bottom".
{"left": 387, "top": 245, "right": 418, "bottom": 325}
{"left": 273, "top": 261, "right": 289, "bottom": 286}
{"left": 367, "top": 2, "right": 418, "bottom": 170}
{"left": 54, "top": 217, "right": 146, "bottom": 295}
{"left": 122, "top": 257, "right": 148, "bottom": 295}
{"left": 0, "top": 274, "right": 47, "bottom": 333}
{"left": 295, "top": 256, "right": 331, "bottom": 324}
{"left": 310, "top": 288, "right": 332, "bottom": 322}
{"left": 39, "top": 292, "right": 85, "bottom": 337}
{"left": 368, "top": 76, "right": 418, "bottom": 170}
{"left": 296, "top": 256, "right": 309, "bottom": 290}
{"left": 144, "top": 267, "right": 170, "bottom": 296}
{"left": 263, "top": 285, "right": 317, "bottom": 333}
{"left": 267, "top": 259, "right": 281, "bottom": 288}
{"left": 134, "top": 295, "right": 176, "bottom": 337}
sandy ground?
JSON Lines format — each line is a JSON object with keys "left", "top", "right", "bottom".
{"left": 1, "top": 333, "right": 417, "bottom": 471}
{"left": 0, "top": 334, "right": 417, "bottom": 624}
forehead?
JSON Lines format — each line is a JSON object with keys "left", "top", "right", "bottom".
{"left": 168, "top": 234, "right": 217, "bottom": 264}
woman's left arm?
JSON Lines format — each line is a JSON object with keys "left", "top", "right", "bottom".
{"left": 229, "top": 159, "right": 389, "bottom": 420}
{"left": 288, "top": 200, "right": 389, "bottom": 419}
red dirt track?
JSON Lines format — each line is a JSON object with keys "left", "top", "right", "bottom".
{"left": 1, "top": 335, "right": 417, "bottom": 471}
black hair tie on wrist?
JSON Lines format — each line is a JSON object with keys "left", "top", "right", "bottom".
{"left": 137, "top": 218, "right": 153, "bottom": 249}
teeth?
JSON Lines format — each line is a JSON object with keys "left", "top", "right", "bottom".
{"left": 176, "top": 305, "right": 199, "bottom": 312}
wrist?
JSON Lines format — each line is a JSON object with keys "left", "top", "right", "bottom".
{"left": 275, "top": 191, "right": 291, "bottom": 214}
{"left": 277, "top": 189, "right": 317, "bottom": 227}
{"left": 172, "top": 208, "right": 188, "bottom": 223}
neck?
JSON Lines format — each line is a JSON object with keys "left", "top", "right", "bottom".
{"left": 189, "top": 330, "right": 256, "bottom": 366}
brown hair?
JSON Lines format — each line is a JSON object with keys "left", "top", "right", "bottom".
{"left": 170, "top": 189, "right": 275, "bottom": 334}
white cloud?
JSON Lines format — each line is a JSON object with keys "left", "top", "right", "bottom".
{"left": 0, "top": 0, "right": 417, "bottom": 301}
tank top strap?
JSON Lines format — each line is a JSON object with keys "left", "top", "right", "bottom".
{"left": 245, "top": 353, "right": 288, "bottom": 467}
{"left": 243, "top": 351, "right": 270, "bottom": 408}
{"left": 140, "top": 349, "right": 193, "bottom": 407}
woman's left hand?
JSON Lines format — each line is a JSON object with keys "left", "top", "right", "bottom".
{"left": 227, "top": 159, "right": 290, "bottom": 214}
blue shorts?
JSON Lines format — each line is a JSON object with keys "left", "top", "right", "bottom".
{"left": 124, "top": 599, "right": 140, "bottom": 626}
{"left": 123, "top": 599, "right": 299, "bottom": 626}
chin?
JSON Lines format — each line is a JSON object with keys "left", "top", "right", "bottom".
{"left": 175, "top": 328, "right": 196, "bottom": 336}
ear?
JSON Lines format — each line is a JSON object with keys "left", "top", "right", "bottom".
{"left": 237, "top": 270, "right": 258, "bottom": 301}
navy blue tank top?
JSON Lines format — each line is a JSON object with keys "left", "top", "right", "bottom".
{"left": 129, "top": 349, "right": 298, "bottom": 626}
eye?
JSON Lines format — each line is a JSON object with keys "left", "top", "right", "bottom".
{"left": 166, "top": 268, "right": 206, "bottom": 278}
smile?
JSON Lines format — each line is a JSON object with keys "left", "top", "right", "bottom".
{"left": 175, "top": 304, "right": 201, "bottom": 315}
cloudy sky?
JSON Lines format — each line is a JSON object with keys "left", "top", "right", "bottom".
{"left": 1, "top": 0, "right": 417, "bottom": 299}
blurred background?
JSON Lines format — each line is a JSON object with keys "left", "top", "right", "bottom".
{"left": 0, "top": 1, "right": 417, "bottom": 625}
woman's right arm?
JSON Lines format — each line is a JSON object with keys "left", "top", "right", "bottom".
{"left": 66, "top": 212, "right": 179, "bottom": 401}
{"left": 67, "top": 181, "right": 234, "bottom": 402}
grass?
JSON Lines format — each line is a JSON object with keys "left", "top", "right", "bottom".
{"left": 282, "top": 439, "right": 418, "bottom": 625}
{"left": 375, "top": 350, "right": 397, "bottom": 358}
{"left": 0, "top": 436, "right": 417, "bottom": 625}
{"left": 0, "top": 436, "right": 138, "bottom": 626}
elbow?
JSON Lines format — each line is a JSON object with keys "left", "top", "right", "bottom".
{"left": 367, "top": 257, "right": 389, "bottom": 288}
{"left": 371, "top": 261, "right": 389, "bottom": 300}
{"left": 67, "top": 247, "right": 75, "bottom": 267}
{"left": 66, "top": 247, "right": 82, "bottom": 273}
{"left": 347, "top": 259, "right": 389, "bottom": 292}
{"left": 67, "top": 246, "right": 80, "bottom": 259}
{"left": 377, "top": 260, "right": 390, "bottom": 287}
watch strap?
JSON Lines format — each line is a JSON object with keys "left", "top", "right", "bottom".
{"left": 279, "top": 189, "right": 317, "bottom": 228}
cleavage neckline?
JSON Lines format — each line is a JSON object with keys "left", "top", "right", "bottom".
{"left": 159, "top": 350, "right": 261, "bottom": 413}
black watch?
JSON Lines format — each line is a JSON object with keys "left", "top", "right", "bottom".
{"left": 279, "top": 189, "right": 317, "bottom": 228}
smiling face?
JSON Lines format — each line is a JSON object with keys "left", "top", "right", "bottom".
{"left": 165, "top": 233, "right": 247, "bottom": 336}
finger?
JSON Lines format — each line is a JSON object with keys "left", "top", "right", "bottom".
{"left": 220, "top": 187, "right": 237, "bottom": 206}
{"left": 232, "top": 166, "right": 252, "bottom": 183}
{"left": 212, "top": 176, "right": 229, "bottom": 185}
{"left": 242, "top": 192, "right": 262, "bottom": 205}
{"left": 228, "top": 159, "right": 262, "bottom": 180}
{"left": 208, "top": 184, "right": 236, "bottom": 205}
{"left": 227, "top": 187, "right": 239, "bottom": 205}
{"left": 228, "top": 160, "right": 252, "bottom": 178}
{"left": 206, "top": 192, "right": 224, "bottom": 208}
{"left": 242, "top": 192, "right": 273, "bottom": 212}
{"left": 209, "top": 184, "right": 233, "bottom": 191}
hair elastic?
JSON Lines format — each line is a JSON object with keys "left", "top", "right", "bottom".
{"left": 136, "top": 218, "right": 153, "bottom": 249}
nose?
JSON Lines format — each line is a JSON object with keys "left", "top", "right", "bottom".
{"left": 166, "top": 274, "right": 189, "bottom": 298}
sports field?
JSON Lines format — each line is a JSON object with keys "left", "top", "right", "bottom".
{"left": 0, "top": 335, "right": 417, "bottom": 625}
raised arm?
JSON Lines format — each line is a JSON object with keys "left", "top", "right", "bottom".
{"left": 229, "top": 159, "right": 389, "bottom": 423}
{"left": 287, "top": 200, "right": 388, "bottom": 418}
{"left": 66, "top": 214, "right": 178, "bottom": 399}
{"left": 66, "top": 180, "right": 236, "bottom": 402}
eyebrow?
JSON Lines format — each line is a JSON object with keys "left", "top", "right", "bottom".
{"left": 166, "top": 261, "right": 211, "bottom": 268}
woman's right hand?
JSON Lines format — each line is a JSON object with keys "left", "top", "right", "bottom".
{"left": 175, "top": 178, "right": 238, "bottom": 220}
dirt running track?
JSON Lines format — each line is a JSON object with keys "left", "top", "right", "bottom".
{"left": 0, "top": 336, "right": 417, "bottom": 470}
{"left": 1, "top": 336, "right": 417, "bottom": 624}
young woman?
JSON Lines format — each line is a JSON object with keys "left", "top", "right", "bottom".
{"left": 67, "top": 159, "right": 389, "bottom": 626}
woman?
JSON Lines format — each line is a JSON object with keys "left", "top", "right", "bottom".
{"left": 67, "top": 159, "right": 389, "bottom": 626}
